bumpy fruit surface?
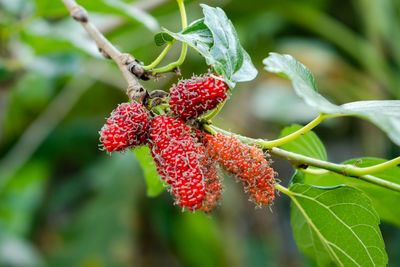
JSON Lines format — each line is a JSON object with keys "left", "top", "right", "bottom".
{"left": 205, "top": 133, "right": 275, "bottom": 206}
{"left": 169, "top": 74, "right": 229, "bottom": 120}
{"left": 195, "top": 131, "right": 223, "bottom": 212}
{"left": 100, "top": 102, "right": 150, "bottom": 152}
{"left": 149, "top": 115, "right": 206, "bottom": 211}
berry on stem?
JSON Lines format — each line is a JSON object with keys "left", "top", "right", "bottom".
{"left": 99, "top": 102, "right": 150, "bottom": 152}
{"left": 169, "top": 74, "right": 229, "bottom": 120}
{"left": 149, "top": 115, "right": 206, "bottom": 211}
{"left": 204, "top": 133, "right": 275, "bottom": 206}
{"left": 195, "top": 131, "right": 223, "bottom": 212}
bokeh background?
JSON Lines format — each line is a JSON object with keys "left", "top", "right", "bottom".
{"left": 1, "top": 0, "right": 400, "bottom": 266}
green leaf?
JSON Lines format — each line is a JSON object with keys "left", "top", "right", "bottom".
{"left": 134, "top": 146, "right": 165, "bottom": 197}
{"left": 304, "top": 158, "right": 400, "bottom": 227}
{"left": 288, "top": 169, "right": 305, "bottom": 187}
{"left": 158, "top": 5, "right": 257, "bottom": 88}
{"left": 154, "top": 32, "right": 175, "bottom": 46}
{"left": 289, "top": 183, "right": 387, "bottom": 267}
{"left": 263, "top": 53, "right": 400, "bottom": 146}
{"left": 263, "top": 53, "right": 338, "bottom": 114}
{"left": 201, "top": 4, "right": 257, "bottom": 84}
{"left": 340, "top": 101, "right": 400, "bottom": 146}
{"left": 162, "top": 18, "right": 214, "bottom": 54}
{"left": 279, "top": 124, "right": 327, "bottom": 160}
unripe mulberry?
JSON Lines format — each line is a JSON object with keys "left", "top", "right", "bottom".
{"left": 204, "top": 133, "right": 275, "bottom": 206}
{"left": 195, "top": 131, "right": 223, "bottom": 213}
{"left": 169, "top": 74, "right": 229, "bottom": 120}
{"left": 149, "top": 115, "right": 206, "bottom": 210}
{"left": 100, "top": 102, "right": 150, "bottom": 152}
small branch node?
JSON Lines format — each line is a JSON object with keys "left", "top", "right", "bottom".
{"left": 129, "top": 60, "right": 152, "bottom": 81}
{"left": 173, "top": 67, "right": 181, "bottom": 76}
{"left": 71, "top": 6, "right": 88, "bottom": 23}
{"left": 149, "top": 90, "right": 169, "bottom": 99}
{"left": 120, "top": 53, "right": 135, "bottom": 65}
{"left": 98, "top": 47, "right": 111, "bottom": 59}
{"left": 127, "top": 85, "right": 149, "bottom": 103}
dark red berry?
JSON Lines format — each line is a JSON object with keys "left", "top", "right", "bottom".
{"left": 99, "top": 102, "right": 150, "bottom": 152}
{"left": 149, "top": 115, "right": 206, "bottom": 211}
{"left": 169, "top": 74, "right": 229, "bottom": 120}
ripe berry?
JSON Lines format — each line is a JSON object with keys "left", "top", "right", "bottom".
{"left": 169, "top": 74, "right": 229, "bottom": 120}
{"left": 149, "top": 115, "right": 206, "bottom": 211}
{"left": 99, "top": 102, "right": 150, "bottom": 152}
{"left": 204, "top": 133, "right": 275, "bottom": 206}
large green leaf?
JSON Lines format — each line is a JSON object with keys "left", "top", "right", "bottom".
{"left": 263, "top": 53, "right": 400, "bottom": 146}
{"left": 279, "top": 124, "right": 327, "bottom": 160}
{"left": 289, "top": 183, "right": 387, "bottom": 266}
{"left": 304, "top": 158, "right": 400, "bottom": 227}
{"left": 157, "top": 4, "right": 257, "bottom": 88}
{"left": 134, "top": 146, "right": 165, "bottom": 197}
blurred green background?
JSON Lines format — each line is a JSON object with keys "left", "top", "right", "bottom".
{"left": 1, "top": 0, "right": 400, "bottom": 266}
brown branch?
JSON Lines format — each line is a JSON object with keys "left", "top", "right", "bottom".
{"left": 61, "top": 0, "right": 150, "bottom": 98}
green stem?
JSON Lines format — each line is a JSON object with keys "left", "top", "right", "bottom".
{"left": 270, "top": 147, "right": 400, "bottom": 192}
{"left": 151, "top": 44, "right": 187, "bottom": 74}
{"left": 260, "top": 113, "right": 345, "bottom": 148}
{"left": 300, "top": 168, "right": 329, "bottom": 175}
{"left": 200, "top": 98, "right": 228, "bottom": 122}
{"left": 275, "top": 184, "right": 292, "bottom": 196}
{"left": 142, "top": 42, "right": 174, "bottom": 70}
{"left": 205, "top": 124, "right": 400, "bottom": 193}
{"left": 349, "top": 157, "right": 400, "bottom": 176}
{"left": 151, "top": 0, "right": 187, "bottom": 74}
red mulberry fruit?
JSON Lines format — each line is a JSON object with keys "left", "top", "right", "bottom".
{"left": 149, "top": 115, "right": 206, "bottom": 210}
{"left": 195, "top": 131, "right": 223, "bottom": 213}
{"left": 169, "top": 74, "right": 229, "bottom": 120}
{"left": 204, "top": 133, "right": 275, "bottom": 206}
{"left": 100, "top": 102, "right": 150, "bottom": 152}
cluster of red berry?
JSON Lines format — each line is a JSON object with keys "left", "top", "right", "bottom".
{"left": 99, "top": 74, "right": 275, "bottom": 212}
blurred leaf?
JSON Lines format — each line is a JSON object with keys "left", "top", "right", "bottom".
{"left": 160, "top": 4, "right": 258, "bottom": 88}
{"left": 173, "top": 213, "right": 225, "bottom": 267}
{"left": 0, "top": 61, "right": 13, "bottom": 81}
{"left": 304, "top": 158, "right": 400, "bottom": 227}
{"left": 134, "top": 146, "right": 165, "bottom": 197}
{"left": 250, "top": 83, "right": 316, "bottom": 124}
{"left": 35, "top": 0, "right": 159, "bottom": 32}
{"left": 24, "top": 18, "right": 100, "bottom": 56}
{"left": 29, "top": 53, "right": 82, "bottom": 78}
{"left": 47, "top": 153, "right": 143, "bottom": 266}
{"left": 12, "top": 71, "right": 54, "bottom": 108}
{"left": 102, "top": 0, "right": 160, "bottom": 32}
{"left": 263, "top": 53, "right": 400, "bottom": 146}
{"left": 1, "top": 0, "right": 35, "bottom": 16}
{"left": 0, "top": 161, "right": 49, "bottom": 236}
{"left": 279, "top": 124, "right": 327, "bottom": 160}
{"left": 289, "top": 183, "right": 387, "bottom": 266}
{"left": 34, "top": 0, "right": 67, "bottom": 17}
{"left": 0, "top": 234, "right": 44, "bottom": 267}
